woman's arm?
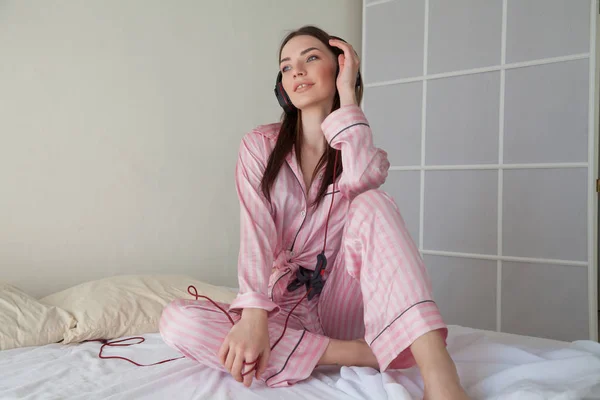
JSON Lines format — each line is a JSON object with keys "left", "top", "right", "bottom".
{"left": 228, "top": 131, "right": 279, "bottom": 316}
{"left": 321, "top": 104, "right": 390, "bottom": 201}
{"left": 323, "top": 39, "right": 390, "bottom": 200}
{"left": 410, "top": 330, "right": 470, "bottom": 399}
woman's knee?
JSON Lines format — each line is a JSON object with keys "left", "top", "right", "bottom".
{"left": 159, "top": 298, "right": 234, "bottom": 344}
{"left": 160, "top": 299, "right": 211, "bottom": 341}
{"left": 348, "top": 189, "right": 399, "bottom": 220}
{"left": 159, "top": 299, "right": 188, "bottom": 345}
{"left": 159, "top": 299, "right": 230, "bottom": 366}
{"left": 352, "top": 189, "right": 392, "bottom": 205}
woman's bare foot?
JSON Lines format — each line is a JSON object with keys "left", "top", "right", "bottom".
{"left": 318, "top": 338, "right": 379, "bottom": 369}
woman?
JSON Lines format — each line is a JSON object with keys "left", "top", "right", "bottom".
{"left": 160, "top": 25, "right": 468, "bottom": 399}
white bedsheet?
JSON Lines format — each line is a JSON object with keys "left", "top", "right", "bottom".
{"left": 1, "top": 325, "right": 599, "bottom": 400}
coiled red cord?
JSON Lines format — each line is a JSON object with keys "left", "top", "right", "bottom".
{"left": 96, "top": 336, "right": 184, "bottom": 366}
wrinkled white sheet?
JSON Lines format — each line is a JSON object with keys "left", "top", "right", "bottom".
{"left": 1, "top": 325, "right": 599, "bottom": 400}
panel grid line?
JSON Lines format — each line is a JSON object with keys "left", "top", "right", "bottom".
{"left": 419, "top": 0, "right": 429, "bottom": 252}
{"left": 389, "top": 162, "right": 588, "bottom": 171}
{"left": 361, "top": 0, "right": 367, "bottom": 82}
{"left": 586, "top": 0, "right": 598, "bottom": 341}
{"left": 365, "top": 0, "right": 395, "bottom": 7}
{"left": 422, "top": 249, "right": 588, "bottom": 268}
{"left": 365, "top": 53, "right": 590, "bottom": 89}
{"left": 496, "top": 0, "right": 508, "bottom": 333}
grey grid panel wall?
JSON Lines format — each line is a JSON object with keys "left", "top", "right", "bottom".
{"left": 363, "top": 0, "right": 592, "bottom": 341}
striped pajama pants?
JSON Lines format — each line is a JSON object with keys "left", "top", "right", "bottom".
{"left": 159, "top": 190, "right": 447, "bottom": 387}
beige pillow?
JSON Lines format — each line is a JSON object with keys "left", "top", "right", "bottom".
{"left": 40, "top": 274, "right": 238, "bottom": 344}
{"left": 0, "top": 282, "right": 76, "bottom": 350}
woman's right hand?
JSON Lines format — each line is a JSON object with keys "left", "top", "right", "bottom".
{"left": 218, "top": 308, "right": 271, "bottom": 387}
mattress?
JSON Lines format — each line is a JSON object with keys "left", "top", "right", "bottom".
{"left": 1, "top": 325, "right": 599, "bottom": 400}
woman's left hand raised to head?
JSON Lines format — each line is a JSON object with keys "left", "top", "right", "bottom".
{"left": 329, "top": 38, "right": 360, "bottom": 107}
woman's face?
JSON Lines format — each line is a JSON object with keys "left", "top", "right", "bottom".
{"left": 279, "top": 35, "right": 337, "bottom": 112}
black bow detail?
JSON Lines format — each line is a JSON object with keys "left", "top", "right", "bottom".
{"left": 286, "top": 253, "right": 328, "bottom": 300}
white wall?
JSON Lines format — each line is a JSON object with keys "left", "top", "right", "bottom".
{"left": 0, "top": 0, "right": 362, "bottom": 298}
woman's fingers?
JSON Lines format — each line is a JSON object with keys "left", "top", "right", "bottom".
{"left": 329, "top": 39, "right": 359, "bottom": 64}
{"left": 242, "top": 350, "right": 260, "bottom": 387}
{"left": 242, "top": 361, "right": 255, "bottom": 387}
{"left": 329, "top": 38, "right": 350, "bottom": 55}
{"left": 256, "top": 348, "right": 270, "bottom": 380}
{"left": 218, "top": 339, "right": 229, "bottom": 366}
{"left": 231, "top": 351, "right": 245, "bottom": 382}
{"left": 225, "top": 345, "right": 236, "bottom": 373}
{"left": 330, "top": 38, "right": 360, "bottom": 97}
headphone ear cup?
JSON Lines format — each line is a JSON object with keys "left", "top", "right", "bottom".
{"left": 275, "top": 72, "right": 294, "bottom": 113}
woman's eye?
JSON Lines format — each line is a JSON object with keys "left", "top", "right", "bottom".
{"left": 282, "top": 65, "right": 290, "bottom": 73}
{"left": 307, "top": 55, "right": 318, "bottom": 62}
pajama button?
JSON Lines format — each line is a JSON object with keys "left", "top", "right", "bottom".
{"left": 290, "top": 251, "right": 295, "bottom": 256}
{"left": 301, "top": 210, "right": 306, "bottom": 217}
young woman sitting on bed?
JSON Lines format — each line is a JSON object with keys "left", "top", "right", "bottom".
{"left": 159, "top": 25, "right": 469, "bottom": 400}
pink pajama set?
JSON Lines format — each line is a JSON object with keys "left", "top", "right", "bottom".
{"left": 159, "top": 104, "right": 448, "bottom": 387}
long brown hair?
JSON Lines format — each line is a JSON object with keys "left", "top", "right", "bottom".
{"left": 260, "top": 25, "right": 364, "bottom": 208}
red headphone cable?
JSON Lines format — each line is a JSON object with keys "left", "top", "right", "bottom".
{"left": 94, "top": 149, "right": 339, "bottom": 377}
{"left": 93, "top": 284, "right": 310, "bottom": 378}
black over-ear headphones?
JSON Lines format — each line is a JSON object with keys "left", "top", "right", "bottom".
{"left": 274, "top": 36, "right": 362, "bottom": 114}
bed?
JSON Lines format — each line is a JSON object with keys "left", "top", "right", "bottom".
{"left": 2, "top": 276, "right": 600, "bottom": 399}
{"left": 2, "top": 325, "right": 600, "bottom": 399}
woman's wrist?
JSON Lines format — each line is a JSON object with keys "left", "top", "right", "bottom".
{"left": 339, "top": 92, "right": 357, "bottom": 107}
{"left": 241, "top": 308, "right": 268, "bottom": 320}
